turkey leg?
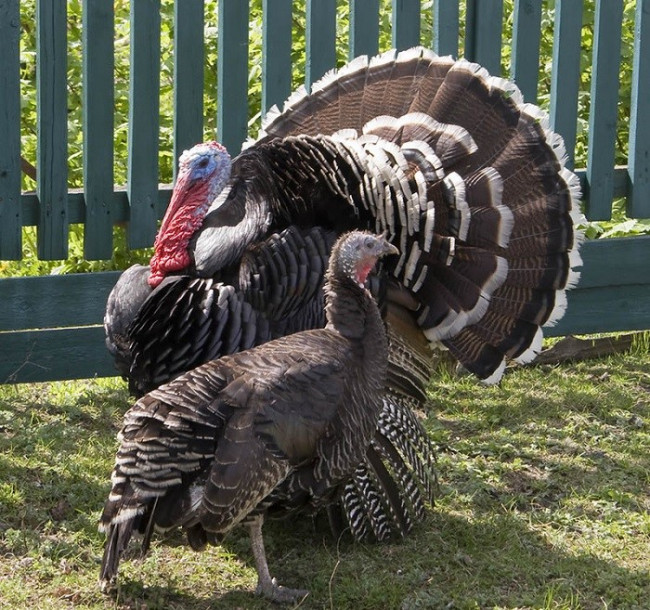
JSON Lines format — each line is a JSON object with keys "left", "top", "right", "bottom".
{"left": 249, "top": 516, "right": 309, "bottom": 603}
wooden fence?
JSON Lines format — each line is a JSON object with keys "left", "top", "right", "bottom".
{"left": 0, "top": 0, "right": 649, "bottom": 383}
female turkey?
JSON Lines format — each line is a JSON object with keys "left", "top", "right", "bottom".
{"left": 99, "top": 231, "right": 398, "bottom": 603}
{"left": 105, "top": 46, "right": 583, "bottom": 540}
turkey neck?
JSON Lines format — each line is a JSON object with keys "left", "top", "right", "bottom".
{"left": 324, "top": 275, "right": 389, "bottom": 392}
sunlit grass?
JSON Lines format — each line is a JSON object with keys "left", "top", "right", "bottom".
{"left": 0, "top": 347, "right": 648, "bottom": 609}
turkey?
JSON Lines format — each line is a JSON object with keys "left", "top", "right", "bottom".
{"left": 105, "top": 46, "right": 583, "bottom": 538}
{"left": 99, "top": 230, "right": 398, "bottom": 602}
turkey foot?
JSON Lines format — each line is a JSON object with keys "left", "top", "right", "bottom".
{"left": 249, "top": 518, "right": 309, "bottom": 604}
{"left": 255, "top": 576, "right": 309, "bottom": 604}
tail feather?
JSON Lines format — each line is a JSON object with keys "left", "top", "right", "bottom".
{"left": 347, "top": 464, "right": 396, "bottom": 541}
{"left": 371, "top": 431, "right": 426, "bottom": 519}
{"left": 340, "top": 475, "right": 373, "bottom": 541}
{"left": 377, "top": 397, "right": 438, "bottom": 506}
{"left": 99, "top": 519, "right": 137, "bottom": 592}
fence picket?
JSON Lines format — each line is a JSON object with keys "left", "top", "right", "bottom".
{"left": 433, "top": 0, "right": 459, "bottom": 57}
{"left": 627, "top": 0, "right": 650, "bottom": 219}
{"left": 217, "top": 0, "right": 249, "bottom": 153}
{"left": 306, "top": 0, "right": 337, "bottom": 90}
{"left": 0, "top": 0, "right": 22, "bottom": 260}
{"left": 127, "top": 0, "right": 161, "bottom": 248}
{"left": 586, "top": 0, "right": 624, "bottom": 221}
{"left": 549, "top": 0, "right": 582, "bottom": 170}
{"left": 262, "top": 0, "right": 292, "bottom": 114}
{"left": 511, "top": 0, "right": 542, "bottom": 103}
{"left": 465, "top": 0, "right": 503, "bottom": 75}
{"left": 82, "top": 0, "right": 115, "bottom": 260}
{"left": 350, "top": 0, "right": 379, "bottom": 59}
{"left": 36, "top": 0, "right": 68, "bottom": 260}
{"left": 1, "top": 2, "right": 650, "bottom": 386}
{"left": 173, "top": 0, "right": 205, "bottom": 182}
{"left": 392, "top": 0, "right": 421, "bottom": 50}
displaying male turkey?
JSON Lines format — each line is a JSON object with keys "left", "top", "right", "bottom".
{"left": 105, "top": 46, "right": 583, "bottom": 541}
{"left": 99, "top": 230, "right": 398, "bottom": 603}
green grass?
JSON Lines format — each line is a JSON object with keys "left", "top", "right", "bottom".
{"left": 0, "top": 345, "right": 649, "bottom": 609}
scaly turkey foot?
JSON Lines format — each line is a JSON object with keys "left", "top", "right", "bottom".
{"left": 255, "top": 577, "right": 309, "bottom": 604}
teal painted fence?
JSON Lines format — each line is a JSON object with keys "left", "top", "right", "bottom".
{"left": 0, "top": 0, "right": 648, "bottom": 384}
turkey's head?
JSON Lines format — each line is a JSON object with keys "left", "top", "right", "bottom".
{"left": 330, "top": 231, "right": 399, "bottom": 288}
{"left": 149, "top": 142, "right": 232, "bottom": 288}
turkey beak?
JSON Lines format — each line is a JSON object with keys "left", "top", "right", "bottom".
{"left": 379, "top": 238, "right": 399, "bottom": 258}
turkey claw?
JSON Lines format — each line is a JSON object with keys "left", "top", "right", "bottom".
{"left": 255, "top": 577, "right": 309, "bottom": 604}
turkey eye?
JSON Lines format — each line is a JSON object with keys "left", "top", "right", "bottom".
{"left": 364, "top": 238, "right": 374, "bottom": 250}
{"left": 197, "top": 158, "right": 209, "bottom": 169}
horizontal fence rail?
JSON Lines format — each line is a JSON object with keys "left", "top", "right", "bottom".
{"left": 0, "top": 0, "right": 649, "bottom": 384}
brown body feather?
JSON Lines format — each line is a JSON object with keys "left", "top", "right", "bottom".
{"left": 100, "top": 232, "right": 395, "bottom": 601}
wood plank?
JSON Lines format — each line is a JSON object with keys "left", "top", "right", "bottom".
{"left": 36, "top": 0, "right": 69, "bottom": 260}
{"left": 534, "top": 334, "right": 636, "bottom": 365}
{"left": 574, "top": 235, "right": 650, "bottom": 290}
{"left": 0, "top": 327, "right": 116, "bottom": 384}
{"left": 585, "top": 0, "right": 623, "bottom": 221}
{"left": 14, "top": 165, "right": 634, "bottom": 233}
{"left": 627, "top": 0, "right": 650, "bottom": 219}
{"left": 1, "top": 237, "right": 648, "bottom": 331}
{"left": 510, "top": 0, "right": 542, "bottom": 103}
{"left": 433, "top": 0, "right": 459, "bottom": 57}
{"left": 0, "top": 271, "right": 120, "bottom": 331}
{"left": 349, "top": 0, "right": 379, "bottom": 59}
{"left": 127, "top": 0, "right": 161, "bottom": 249}
{"left": 548, "top": 283, "right": 650, "bottom": 337}
{"left": 0, "top": 0, "right": 22, "bottom": 259}
{"left": 465, "top": 0, "right": 503, "bottom": 75}
{"left": 82, "top": 0, "right": 115, "bottom": 260}
{"left": 19, "top": 187, "right": 173, "bottom": 227}
{"left": 217, "top": 0, "right": 249, "bottom": 153}
{"left": 392, "top": 0, "right": 421, "bottom": 50}
{"left": 173, "top": 0, "right": 205, "bottom": 182}
{"left": 262, "top": 0, "right": 292, "bottom": 113}
{"left": 549, "top": 0, "right": 583, "bottom": 170}
{"left": 575, "top": 166, "right": 629, "bottom": 203}
{"left": 305, "top": 0, "right": 337, "bottom": 90}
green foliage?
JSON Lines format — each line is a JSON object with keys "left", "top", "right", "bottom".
{"left": 8, "top": 0, "right": 643, "bottom": 278}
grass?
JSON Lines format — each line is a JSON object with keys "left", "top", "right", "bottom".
{"left": 0, "top": 343, "right": 649, "bottom": 609}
